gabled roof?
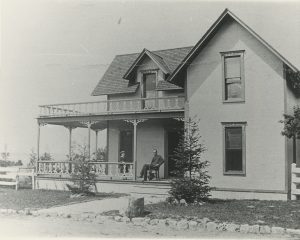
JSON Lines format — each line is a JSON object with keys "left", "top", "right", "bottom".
{"left": 168, "top": 8, "right": 299, "bottom": 82}
{"left": 92, "top": 46, "right": 192, "bottom": 96}
{"left": 123, "top": 49, "right": 171, "bottom": 79}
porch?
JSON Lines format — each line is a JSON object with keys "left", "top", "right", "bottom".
{"left": 36, "top": 96, "right": 185, "bottom": 182}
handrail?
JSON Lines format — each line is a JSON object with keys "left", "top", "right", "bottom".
{"left": 38, "top": 96, "right": 184, "bottom": 107}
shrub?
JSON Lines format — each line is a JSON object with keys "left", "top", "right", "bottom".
{"left": 169, "top": 118, "right": 212, "bottom": 204}
{"left": 66, "top": 144, "right": 97, "bottom": 196}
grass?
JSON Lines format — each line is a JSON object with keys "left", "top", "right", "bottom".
{"left": 0, "top": 186, "right": 125, "bottom": 210}
{"left": 145, "top": 199, "right": 300, "bottom": 229}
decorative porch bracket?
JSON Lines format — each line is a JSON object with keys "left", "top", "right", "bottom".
{"left": 124, "top": 119, "right": 147, "bottom": 180}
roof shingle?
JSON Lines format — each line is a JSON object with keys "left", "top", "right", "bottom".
{"left": 91, "top": 46, "right": 192, "bottom": 96}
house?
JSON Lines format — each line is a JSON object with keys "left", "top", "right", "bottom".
{"left": 36, "top": 9, "right": 300, "bottom": 200}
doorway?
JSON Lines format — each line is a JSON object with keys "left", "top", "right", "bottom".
{"left": 167, "top": 131, "right": 181, "bottom": 177}
{"left": 119, "top": 130, "right": 133, "bottom": 162}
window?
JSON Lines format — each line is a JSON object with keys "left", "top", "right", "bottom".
{"left": 141, "top": 71, "right": 157, "bottom": 109}
{"left": 221, "top": 51, "right": 245, "bottom": 102}
{"left": 223, "top": 123, "right": 246, "bottom": 175}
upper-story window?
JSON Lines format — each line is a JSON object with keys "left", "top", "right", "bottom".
{"left": 221, "top": 50, "right": 245, "bottom": 102}
{"left": 141, "top": 70, "right": 157, "bottom": 109}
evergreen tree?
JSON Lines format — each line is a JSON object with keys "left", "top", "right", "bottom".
{"left": 169, "top": 118, "right": 212, "bottom": 203}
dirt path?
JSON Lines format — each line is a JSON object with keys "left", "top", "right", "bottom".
{"left": 0, "top": 215, "right": 295, "bottom": 239}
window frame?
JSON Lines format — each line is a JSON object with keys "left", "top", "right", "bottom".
{"left": 221, "top": 50, "right": 245, "bottom": 103}
{"left": 222, "top": 122, "right": 247, "bottom": 176}
{"left": 140, "top": 69, "right": 158, "bottom": 98}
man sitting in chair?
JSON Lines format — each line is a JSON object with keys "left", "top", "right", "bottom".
{"left": 139, "top": 149, "right": 164, "bottom": 181}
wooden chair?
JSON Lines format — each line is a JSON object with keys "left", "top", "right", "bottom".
{"left": 147, "top": 160, "right": 164, "bottom": 181}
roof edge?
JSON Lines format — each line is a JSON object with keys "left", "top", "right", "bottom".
{"left": 168, "top": 8, "right": 299, "bottom": 82}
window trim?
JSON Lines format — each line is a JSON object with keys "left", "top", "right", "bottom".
{"left": 222, "top": 122, "right": 246, "bottom": 176}
{"left": 141, "top": 69, "right": 158, "bottom": 98}
{"left": 221, "top": 50, "right": 245, "bottom": 103}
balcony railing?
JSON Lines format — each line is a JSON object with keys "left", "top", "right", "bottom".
{"left": 39, "top": 96, "right": 185, "bottom": 117}
{"left": 37, "top": 161, "right": 134, "bottom": 180}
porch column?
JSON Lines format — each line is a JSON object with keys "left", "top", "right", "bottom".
{"left": 95, "top": 130, "right": 99, "bottom": 153}
{"left": 125, "top": 119, "right": 146, "bottom": 180}
{"left": 36, "top": 122, "right": 46, "bottom": 173}
{"left": 87, "top": 122, "right": 91, "bottom": 160}
{"left": 65, "top": 126, "right": 76, "bottom": 161}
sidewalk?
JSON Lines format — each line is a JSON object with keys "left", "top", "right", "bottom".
{"left": 38, "top": 194, "right": 165, "bottom": 215}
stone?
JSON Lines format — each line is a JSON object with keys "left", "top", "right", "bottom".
{"left": 271, "top": 227, "right": 285, "bottom": 234}
{"left": 167, "top": 219, "right": 178, "bottom": 229}
{"left": 259, "top": 225, "right": 271, "bottom": 234}
{"left": 121, "top": 216, "right": 130, "bottom": 223}
{"left": 144, "top": 217, "right": 151, "bottom": 224}
{"left": 7, "top": 209, "right": 17, "bottom": 214}
{"left": 177, "top": 220, "right": 189, "bottom": 230}
{"left": 179, "top": 199, "right": 187, "bottom": 205}
{"left": 0, "top": 209, "right": 7, "bottom": 214}
{"left": 149, "top": 219, "right": 159, "bottom": 225}
{"left": 240, "top": 224, "right": 250, "bottom": 234}
{"left": 114, "top": 216, "right": 122, "bottom": 222}
{"left": 126, "top": 197, "right": 144, "bottom": 218}
{"left": 158, "top": 219, "right": 167, "bottom": 227}
{"left": 206, "top": 222, "right": 218, "bottom": 232}
{"left": 286, "top": 228, "right": 300, "bottom": 235}
{"left": 248, "top": 225, "right": 260, "bottom": 234}
{"left": 132, "top": 217, "right": 145, "bottom": 226}
{"left": 188, "top": 220, "right": 198, "bottom": 231}
{"left": 217, "top": 223, "right": 227, "bottom": 231}
{"left": 24, "top": 208, "right": 31, "bottom": 215}
{"left": 226, "top": 223, "right": 240, "bottom": 232}
{"left": 31, "top": 210, "right": 39, "bottom": 216}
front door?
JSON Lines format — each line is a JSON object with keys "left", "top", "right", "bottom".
{"left": 142, "top": 73, "right": 157, "bottom": 109}
{"left": 119, "top": 130, "right": 133, "bottom": 162}
{"left": 167, "top": 131, "right": 181, "bottom": 177}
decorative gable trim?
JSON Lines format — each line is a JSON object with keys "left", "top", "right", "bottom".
{"left": 123, "top": 48, "right": 171, "bottom": 80}
{"left": 168, "top": 8, "right": 299, "bottom": 83}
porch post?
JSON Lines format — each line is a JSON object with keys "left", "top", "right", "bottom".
{"left": 87, "top": 122, "right": 91, "bottom": 160}
{"left": 133, "top": 121, "right": 138, "bottom": 180}
{"left": 95, "top": 130, "right": 99, "bottom": 153}
{"left": 125, "top": 119, "right": 146, "bottom": 180}
{"left": 37, "top": 122, "right": 40, "bottom": 173}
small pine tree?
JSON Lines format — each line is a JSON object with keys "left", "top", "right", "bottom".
{"left": 28, "top": 148, "right": 37, "bottom": 167}
{"left": 169, "top": 117, "right": 212, "bottom": 203}
{"left": 67, "top": 144, "right": 97, "bottom": 195}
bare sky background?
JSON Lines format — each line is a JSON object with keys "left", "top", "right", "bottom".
{"left": 0, "top": 0, "right": 299, "bottom": 164}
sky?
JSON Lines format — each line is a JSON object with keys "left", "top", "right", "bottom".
{"left": 0, "top": 0, "right": 299, "bottom": 164}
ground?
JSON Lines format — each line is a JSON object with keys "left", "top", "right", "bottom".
{"left": 146, "top": 200, "right": 300, "bottom": 229}
{"left": 0, "top": 187, "right": 124, "bottom": 210}
{"left": 0, "top": 214, "right": 295, "bottom": 239}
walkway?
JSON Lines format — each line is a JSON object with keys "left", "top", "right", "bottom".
{"left": 38, "top": 194, "right": 165, "bottom": 215}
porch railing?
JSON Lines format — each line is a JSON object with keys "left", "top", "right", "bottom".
{"left": 39, "top": 96, "right": 185, "bottom": 117}
{"left": 291, "top": 163, "right": 300, "bottom": 200}
{"left": 37, "top": 161, "right": 134, "bottom": 180}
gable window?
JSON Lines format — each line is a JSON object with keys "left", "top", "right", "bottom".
{"left": 142, "top": 70, "right": 157, "bottom": 109}
{"left": 221, "top": 51, "right": 245, "bottom": 102}
{"left": 223, "top": 123, "right": 246, "bottom": 175}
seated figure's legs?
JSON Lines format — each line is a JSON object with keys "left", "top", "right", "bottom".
{"left": 140, "top": 164, "right": 150, "bottom": 180}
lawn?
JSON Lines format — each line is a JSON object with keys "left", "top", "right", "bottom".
{"left": 0, "top": 187, "right": 124, "bottom": 210}
{"left": 145, "top": 199, "right": 300, "bottom": 229}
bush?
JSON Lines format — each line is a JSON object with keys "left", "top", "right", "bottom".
{"left": 169, "top": 118, "right": 212, "bottom": 204}
{"left": 66, "top": 144, "right": 97, "bottom": 196}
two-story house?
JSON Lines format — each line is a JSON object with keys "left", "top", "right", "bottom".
{"left": 36, "top": 9, "right": 300, "bottom": 200}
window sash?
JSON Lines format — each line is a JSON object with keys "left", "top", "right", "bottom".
{"left": 223, "top": 124, "right": 246, "bottom": 175}
{"left": 221, "top": 51, "right": 245, "bottom": 102}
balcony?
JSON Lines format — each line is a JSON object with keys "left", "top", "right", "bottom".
{"left": 38, "top": 96, "right": 185, "bottom": 118}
